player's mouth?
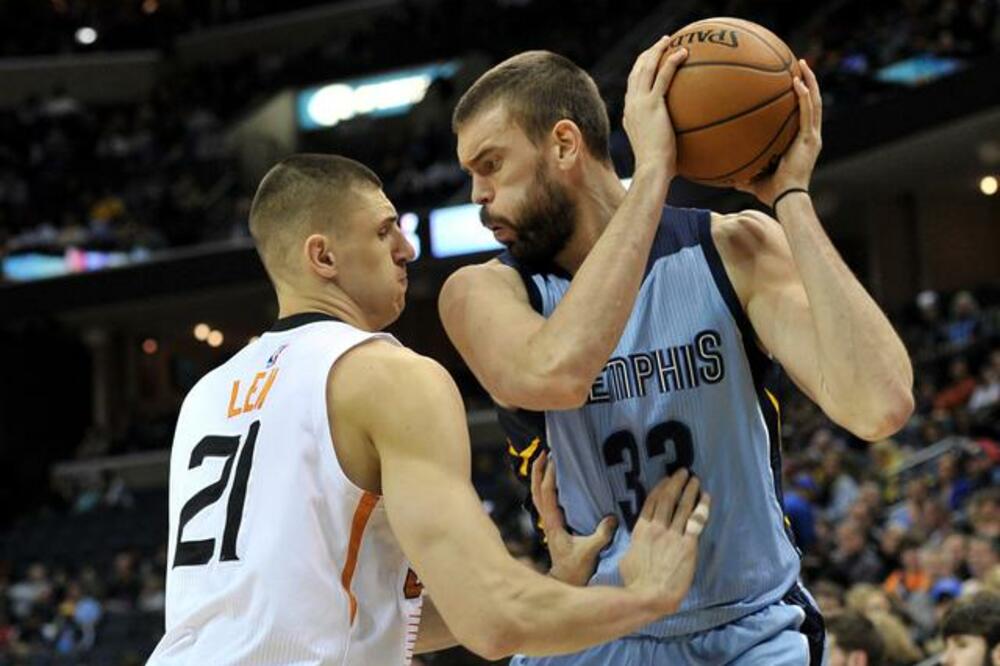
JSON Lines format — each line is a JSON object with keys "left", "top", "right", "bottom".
{"left": 489, "top": 224, "right": 515, "bottom": 243}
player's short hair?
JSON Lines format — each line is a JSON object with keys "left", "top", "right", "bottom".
{"left": 827, "top": 612, "right": 885, "bottom": 665}
{"left": 249, "top": 154, "right": 381, "bottom": 280}
{"left": 452, "top": 50, "right": 612, "bottom": 164}
{"left": 942, "top": 592, "right": 1000, "bottom": 647}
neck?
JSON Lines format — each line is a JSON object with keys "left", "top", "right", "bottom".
{"left": 277, "top": 286, "right": 374, "bottom": 332}
{"left": 554, "top": 164, "right": 628, "bottom": 275}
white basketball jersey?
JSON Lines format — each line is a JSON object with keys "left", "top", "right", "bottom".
{"left": 148, "top": 313, "right": 423, "bottom": 666}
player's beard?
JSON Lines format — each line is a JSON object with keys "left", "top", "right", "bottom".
{"left": 483, "top": 159, "right": 576, "bottom": 273}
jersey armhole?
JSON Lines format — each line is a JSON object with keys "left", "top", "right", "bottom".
{"left": 696, "top": 212, "right": 771, "bottom": 378}
{"left": 497, "top": 251, "right": 544, "bottom": 314}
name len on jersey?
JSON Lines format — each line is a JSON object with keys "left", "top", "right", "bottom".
{"left": 587, "top": 329, "right": 726, "bottom": 405}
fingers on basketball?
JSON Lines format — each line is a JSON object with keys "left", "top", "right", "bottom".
{"left": 652, "top": 47, "right": 688, "bottom": 97}
{"left": 800, "top": 60, "right": 823, "bottom": 129}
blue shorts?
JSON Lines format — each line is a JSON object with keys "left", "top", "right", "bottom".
{"left": 511, "top": 584, "right": 827, "bottom": 666}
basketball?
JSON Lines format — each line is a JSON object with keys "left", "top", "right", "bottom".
{"left": 665, "top": 17, "right": 802, "bottom": 187}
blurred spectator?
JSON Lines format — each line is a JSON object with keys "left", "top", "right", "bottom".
{"left": 969, "top": 364, "right": 1000, "bottom": 413}
{"left": 814, "top": 579, "right": 847, "bottom": 615}
{"left": 137, "top": 572, "right": 165, "bottom": 613}
{"left": 105, "top": 552, "right": 141, "bottom": 613}
{"left": 821, "top": 448, "right": 861, "bottom": 522}
{"left": 847, "top": 584, "right": 893, "bottom": 616}
{"left": 7, "top": 563, "right": 52, "bottom": 620}
{"left": 831, "top": 520, "right": 886, "bottom": 585}
{"left": 937, "top": 452, "right": 974, "bottom": 511}
{"left": 827, "top": 611, "right": 886, "bottom": 666}
{"left": 935, "top": 358, "right": 978, "bottom": 411}
{"left": 785, "top": 473, "right": 819, "bottom": 551}
{"left": 867, "top": 609, "right": 925, "bottom": 665}
{"left": 967, "top": 536, "right": 999, "bottom": 585}
{"left": 884, "top": 533, "right": 931, "bottom": 601}
{"left": 940, "top": 592, "right": 1000, "bottom": 666}
{"left": 944, "top": 291, "right": 982, "bottom": 349}
{"left": 889, "top": 478, "right": 929, "bottom": 531}
{"left": 969, "top": 489, "right": 1000, "bottom": 539}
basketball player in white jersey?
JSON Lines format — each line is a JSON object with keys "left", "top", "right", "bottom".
{"left": 146, "top": 155, "right": 712, "bottom": 663}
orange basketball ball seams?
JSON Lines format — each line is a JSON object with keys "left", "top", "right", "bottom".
{"left": 664, "top": 18, "right": 802, "bottom": 187}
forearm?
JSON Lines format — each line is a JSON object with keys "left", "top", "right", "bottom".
{"left": 528, "top": 167, "right": 669, "bottom": 388}
{"left": 778, "top": 193, "right": 913, "bottom": 435}
{"left": 502, "top": 574, "right": 663, "bottom": 657}
{"left": 415, "top": 513, "right": 661, "bottom": 659}
{"left": 415, "top": 597, "right": 459, "bottom": 654}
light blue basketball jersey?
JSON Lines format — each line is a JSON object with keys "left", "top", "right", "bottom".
{"left": 497, "top": 206, "right": 801, "bottom": 639}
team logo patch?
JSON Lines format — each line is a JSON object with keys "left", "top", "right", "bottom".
{"left": 266, "top": 344, "right": 289, "bottom": 368}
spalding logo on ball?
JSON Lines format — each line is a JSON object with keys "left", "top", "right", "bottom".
{"left": 664, "top": 17, "right": 802, "bottom": 187}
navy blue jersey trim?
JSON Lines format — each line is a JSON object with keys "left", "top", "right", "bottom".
{"left": 497, "top": 251, "right": 545, "bottom": 314}
{"left": 270, "top": 312, "right": 343, "bottom": 332}
{"left": 644, "top": 206, "right": 702, "bottom": 279}
{"left": 696, "top": 212, "right": 799, "bottom": 553}
{"left": 784, "top": 583, "right": 826, "bottom": 663}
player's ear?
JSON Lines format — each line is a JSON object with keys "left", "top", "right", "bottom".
{"left": 304, "top": 233, "right": 338, "bottom": 280}
{"left": 551, "top": 119, "right": 583, "bottom": 170}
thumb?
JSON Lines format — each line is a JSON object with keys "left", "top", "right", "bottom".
{"left": 584, "top": 515, "right": 619, "bottom": 551}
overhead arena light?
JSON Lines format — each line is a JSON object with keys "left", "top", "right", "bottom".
{"left": 981, "top": 176, "right": 998, "bottom": 196}
{"left": 297, "top": 61, "right": 459, "bottom": 131}
{"left": 75, "top": 26, "right": 98, "bottom": 45}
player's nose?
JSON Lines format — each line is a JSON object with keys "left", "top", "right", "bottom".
{"left": 395, "top": 232, "right": 415, "bottom": 263}
{"left": 471, "top": 175, "right": 493, "bottom": 206}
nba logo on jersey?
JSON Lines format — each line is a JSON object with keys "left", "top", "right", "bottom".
{"left": 265, "top": 343, "right": 289, "bottom": 368}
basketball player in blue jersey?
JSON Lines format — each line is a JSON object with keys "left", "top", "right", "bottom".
{"left": 439, "top": 37, "right": 915, "bottom": 665}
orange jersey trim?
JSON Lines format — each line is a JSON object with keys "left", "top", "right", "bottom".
{"left": 341, "top": 491, "right": 378, "bottom": 625}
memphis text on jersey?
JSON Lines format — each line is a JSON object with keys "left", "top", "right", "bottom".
{"left": 587, "top": 329, "right": 725, "bottom": 405}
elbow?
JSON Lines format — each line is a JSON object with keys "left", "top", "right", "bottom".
{"left": 457, "top": 613, "right": 523, "bottom": 661}
{"left": 853, "top": 390, "right": 915, "bottom": 442}
{"left": 531, "top": 353, "right": 595, "bottom": 409}
{"left": 545, "top": 373, "right": 593, "bottom": 410}
{"left": 493, "top": 368, "right": 593, "bottom": 411}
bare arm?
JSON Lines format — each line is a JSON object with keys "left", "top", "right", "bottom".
{"left": 439, "top": 41, "right": 689, "bottom": 410}
{"left": 727, "top": 60, "right": 913, "bottom": 441}
{"left": 334, "top": 342, "right": 707, "bottom": 659}
{"left": 414, "top": 597, "right": 458, "bottom": 655}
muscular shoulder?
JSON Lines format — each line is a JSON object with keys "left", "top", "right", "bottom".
{"left": 710, "top": 209, "right": 791, "bottom": 307}
{"left": 709, "top": 209, "right": 782, "bottom": 257}
{"left": 438, "top": 258, "right": 529, "bottom": 317}
{"left": 330, "top": 339, "right": 452, "bottom": 410}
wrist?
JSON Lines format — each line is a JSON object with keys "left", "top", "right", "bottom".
{"left": 770, "top": 187, "right": 810, "bottom": 213}
{"left": 548, "top": 564, "right": 586, "bottom": 587}
{"left": 631, "top": 162, "right": 674, "bottom": 186}
{"left": 627, "top": 586, "right": 679, "bottom": 619}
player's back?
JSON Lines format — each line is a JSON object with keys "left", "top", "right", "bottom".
{"left": 498, "top": 206, "right": 801, "bottom": 638}
{"left": 148, "top": 313, "right": 423, "bottom": 666}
